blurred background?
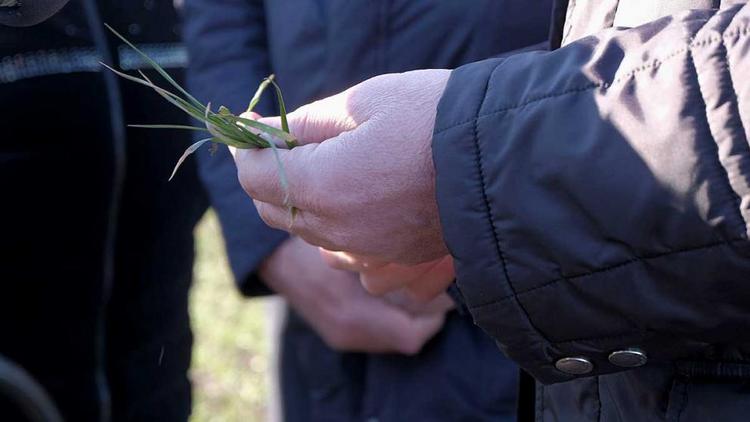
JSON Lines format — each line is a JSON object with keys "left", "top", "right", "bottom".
{"left": 190, "top": 211, "right": 277, "bottom": 422}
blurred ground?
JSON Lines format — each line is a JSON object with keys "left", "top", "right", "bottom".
{"left": 189, "top": 211, "right": 272, "bottom": 422}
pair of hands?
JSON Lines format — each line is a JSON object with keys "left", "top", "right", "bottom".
{"left": 260, "top": 237, "right": 453, "bottom": 354}
{"left": 234, "top": 69, "right": 456, "bottom": 300}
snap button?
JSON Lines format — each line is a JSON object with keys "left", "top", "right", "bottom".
{"left": 608, "top": 348, "right": 647, "bottom": 368}
{"left": 555, "top": 357, "right": 594, "bottom": 375}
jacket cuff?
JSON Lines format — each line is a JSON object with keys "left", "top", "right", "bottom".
{"left": 233, "top": 229, "right": 288, "bottom": 297}
{"left": 433, "top": 59, "right": 574, "bottom": 384}
{"left": 432, "top": 47, "right": 747, "bottom": 384}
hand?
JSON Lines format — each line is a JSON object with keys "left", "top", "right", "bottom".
{"left": 321, "top": 250, "right": 456, "bottom": 301}
{"left": 233, "top": 69, "right": 452, "bottom": 265}
{"left": 260, "top": 237, "right": 453, "bottom": 354}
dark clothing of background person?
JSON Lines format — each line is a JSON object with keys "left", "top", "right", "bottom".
{"left": 0, "top": 0, "right": 71, "bottom": 27}
{"left": 184, "top": 1, "right": 552, "bottom": 420}
{"left": 433, "top": 0, "right": 750, "bottom": 420}
{"left": 0, "top": 1, "right": 207, "bottom": 421}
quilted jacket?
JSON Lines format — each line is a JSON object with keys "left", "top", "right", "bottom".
{"left": 434, "top": 0, "right": 750, "bottom": 420}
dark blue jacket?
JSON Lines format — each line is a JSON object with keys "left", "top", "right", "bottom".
{"left": 434, "top": 0, "right": 750, "bottom": 420}
{"left": 184, "top": 1, "right": 552, "bottom": 420}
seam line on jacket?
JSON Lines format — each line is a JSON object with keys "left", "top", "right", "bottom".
{"left": 536, "top": 383, "right": 544, "bottom": 422}
{"left": 723, "top": 18, "right": 750, "bottom": 235}
{"left": 595, "top": 376, "right": 602, "bottom": 422}
{"left": 473, "top": 74, "right": 549, "bottom": 343}
{"left": 603, "top": 378, "right": 628, "bottom": 421}
{"left": 719, "top": 35, "right": 750, "bottom": 236}
{"left": 434, "top": 25, "right": 750, "bottom": 135}
{"left": 471, "top": 65, "right": 552, "bottom": 344}
{"left": 468, "top": 237, "right": 746, "bottom": 310}
{"left": 554, "top": 330, "right": 650, "bottom": 345}
{"left": 686, "top": 27, "right": 747, "bottom": 237}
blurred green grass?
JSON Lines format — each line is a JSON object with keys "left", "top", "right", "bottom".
{"left": 190, "top": 211, "right": 272, "bottom": 422}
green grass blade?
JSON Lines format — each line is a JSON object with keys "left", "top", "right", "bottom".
{"left": 100, "top": 62, "right": 163, "bottom": 91}
{"left": 223, "top": 115, "right": 297, "bottom": 147}
{"left": 129, "top": 124, "right": 210, "bottom": 132}
{"left": 103, "top": 35, "right": 295, "bottom": 155}
{"left": 267, "top": 79, "right": 289, "bottom": 131}
{"left": 137, "top": 70, "right": 207, "bottom": 119}
{"left": 265, "top": 135, "right": 291, "bottom": 209}
{"left": 201, "top": 104, "right": 261, "bottom": 148}
{"left": 103, "top": 64, "right": 207, "bottom": 124}
{"left": 246, "top": 74, "right": 274, "bottom": 114}
{"left": 104, "top": 63, "right": 214, "bottom": 128}
{"left": 170, "top": 138, "right": 213, "bottom": 181}
{"left": 105, "top": 24, "right": 204, "bottom": 109}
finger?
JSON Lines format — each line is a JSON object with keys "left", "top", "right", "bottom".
{"left": 319, "top": 249, "right": 387, "bottom": 272}
{"left": 411, "top": 292, "right": 455, "bottom": 314}
{"left": 234, "top": 143, "right": 317, "bottom": 208}
{"left": 382, "top": 290, "right": 454, "bottom": 315}
{"left": 432, "top": 293, "right": 456, "bottom": 312}
{"left": 359, "top": 260, "right": 439, "bottom": 296}
{"left": 258, "top": 90, "right": 359, "bottom": 145}
{"left": 405, "top": 257, "right": 456, "bottom": 302}
{"left": 351, "top": 304, "right": 445, "bottom": 355}
{"left": 253, "top": 200, "right": 307, "bottom": 235}
{"left": 392, "top": 313, "right": 446, "bottom": 355}
{"left": 254, "top": 200, "right": 346, "bottom": 251}
{"left": 239, "top": 111, "right": 262, "bottom": 120}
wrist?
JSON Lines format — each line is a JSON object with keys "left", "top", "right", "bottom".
{"left": 258, "top": 236, "right": 312, "bottom": 295}
{"left": 259, "top": 237, "right": 297, "bottom": 291}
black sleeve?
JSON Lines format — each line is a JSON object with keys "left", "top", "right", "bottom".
{"left": 433, "top": 4, "right": 750, "bottom": 383}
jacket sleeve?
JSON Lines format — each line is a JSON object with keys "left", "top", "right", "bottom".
{"left": 433, "top": 3, "right": 750, "bottom": 383}
{"left": 183, "top": 0, "right": 287, "bottom": 296}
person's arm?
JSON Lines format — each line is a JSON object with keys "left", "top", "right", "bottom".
{"left": 433, "top": 3, "right": 750, "bottom": 383}
{"left": 233, "top": 3, "right": 750, "bottom": 382}
{"left": 183, "top": 0, "right": 287, "bottom": 295}
{"left": 183, "top": 1, "right": 455, "bottom": 355}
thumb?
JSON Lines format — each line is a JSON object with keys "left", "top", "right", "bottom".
{"left": 393, "top": 312, "right": 446, "bottom": 355}
{"left": 259, "top": 89, "right": 360, "bottom": 145}
{"left": 359, "top": 303, "right": 446, "bottom": 355}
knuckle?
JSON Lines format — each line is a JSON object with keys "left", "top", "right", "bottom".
{"left": 332, "top": 312, "right": 357, "bottom": 335}
{"left": 360, "top": 274, "right": 386, "bottom": 296}
{"left": 254, "top": 202, "right": 274, "bottom": 225}
{"left": 396, "top": 337, "right": 423, "bottom": 356}
{"left": 408, "top": 286, "right": 438, "bottom": 303}
{"left": 359, "top": 273, "right": 381, "bottom": 296}
{"left": 238, "top": 171, "right": 258, "bottom": 198}
{"left": 322, "top": 331, "right": 347, "bottom": 350}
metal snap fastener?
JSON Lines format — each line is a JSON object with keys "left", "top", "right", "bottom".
{"left": 555, "top": 357, "right": 594, "bottom": 375}
{"left": 608, "top": 348, "right": 647, "bottom": 368}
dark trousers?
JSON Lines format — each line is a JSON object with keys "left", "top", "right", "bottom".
{"left": 280, "top": 310, "right": 519, "bottom": 422}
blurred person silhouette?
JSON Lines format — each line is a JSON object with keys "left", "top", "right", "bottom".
{"left": 184, "top": 1, "right": 552, "bottom": 421}
{"left": 0, "top": 1, "right": 207, "bottom": 421}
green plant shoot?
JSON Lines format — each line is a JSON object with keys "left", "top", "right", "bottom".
{"left": 102, "top": 24, "right": 297, "bottom": 214}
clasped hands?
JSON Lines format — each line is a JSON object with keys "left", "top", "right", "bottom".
{"left": 233, "top": 69, "right": 456, "bottom": 300}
